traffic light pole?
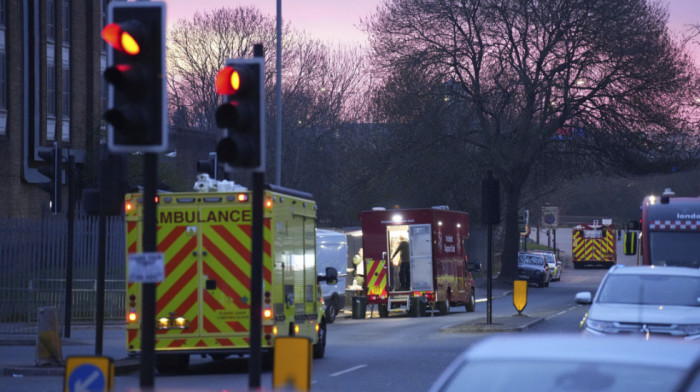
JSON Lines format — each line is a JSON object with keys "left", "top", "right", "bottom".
{"left": 249, "top": 171, "right": 264, "bottom": 389}
{"left": 141, "top": 153, "right": 158, "bottom": 388}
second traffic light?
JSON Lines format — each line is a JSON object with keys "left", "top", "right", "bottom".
{"left": 102, "top": 2, "right": 167, "bottom": 153}
{"left": 38, "top": 142, "right": 62, "bottom": 214}
{"left": 215, "top": 58, "right": 265, "bottom": 171}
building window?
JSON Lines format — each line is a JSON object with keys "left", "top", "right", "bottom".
{"left": 0, "top": 0, "right": 6, "bottom": 126}
{"left": 61, "top": 0, "right": 69, "bottom": 45}
{"left": 62, "top": 68, "right": 70, "bottom": 116}
{"left": 46, "top": 0, "right": 55, "bottom": 43}
{"left": 47, "top": 65, "right": 56, "bottom": 116}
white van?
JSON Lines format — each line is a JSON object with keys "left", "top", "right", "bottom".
{"left": 316, "top": 229, "right": 348, "bottom": 323}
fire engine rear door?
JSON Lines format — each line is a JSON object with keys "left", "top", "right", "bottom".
{"left": 409, "top": 224, "right": 433, "bottom": 291}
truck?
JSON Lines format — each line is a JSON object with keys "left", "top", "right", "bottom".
{"left": 123, "top": 184, "right": 337, "bottom": 372}
{"left": 315, "top": 229, "right": 348, "bottom": 323}
{"left": 571, "top": 219, "right": 617, "bottom": 269}
{"left": 358, "top": 206, "right": 478, "bottom": 318}
{"left": 632, "top": 188, "right": 700, "bottom": 268}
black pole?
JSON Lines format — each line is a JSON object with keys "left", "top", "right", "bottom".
{"left": 140, "top": 153, "right": 158, "bottom": 388}
{"left": 249, "top": 171, "right": 264, "bottom": 388}
{"left": 64, "top": 154, "right": 75, "bottom": 338}
{"left": 487, "top": 221, "right": 493, "bottom": 324}
{"left": 95, "top": 147, "right": 108, "bottom": 354}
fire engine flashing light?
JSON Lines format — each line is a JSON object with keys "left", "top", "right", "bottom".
{"left": 438, "top": 221, "right": 443, "bottom": 226}
{"left": 392, "top": 214, "right": 402, "bottom": 223}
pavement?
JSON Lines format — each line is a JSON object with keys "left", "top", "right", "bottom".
{"left": 0, "top": 276, "right": 538, "bottom": 377}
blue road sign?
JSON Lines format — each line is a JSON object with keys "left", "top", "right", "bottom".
{"left": 68, "top": 363, "right": 106, "bottom": 392}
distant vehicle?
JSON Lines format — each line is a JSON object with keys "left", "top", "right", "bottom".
{"left": 531, "top": 251, "right": 562, "bottom": 281}
{"left": 358, "top": 206, "right": 479, "bottom": 317}
{"left": 316, "top": 229, "right": 349, "bottom": 323}
{"left": 428, "top": 334, "right": 700, "bottom": 392}
{"left": 517, "top": 252, "right": 550, "bottom": 287}
{"left": 572, "top": 219, "right": 616, "bottom": 269}
{"left": 575, "top": 265, "right": 700, "bottom": 340}
{"left": 631, "top": 188, "right": 700, "bottom": 268}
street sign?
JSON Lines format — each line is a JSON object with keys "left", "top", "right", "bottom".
{"left": 513, "top": 280, "right": 527, "bottom": 313}
{"left": 541, "top": 206, "right": 559, "bottom": 228}
{"left": 64, "top": 356, "right": 114, "bottom": 392}
{"left": 128, "top": 252, "right": 165, "bottom": 283}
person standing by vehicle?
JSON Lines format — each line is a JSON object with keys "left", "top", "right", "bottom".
{"left": 392, "top": 237, "right": 410, "bottom": 290}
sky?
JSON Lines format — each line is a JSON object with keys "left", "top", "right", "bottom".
{"left": 163, "top": 0, "right": 700, "bottom": 60}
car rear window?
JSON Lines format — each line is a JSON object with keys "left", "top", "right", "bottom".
{"left": 518, "top": 255, "right": 543, "bottom": 266}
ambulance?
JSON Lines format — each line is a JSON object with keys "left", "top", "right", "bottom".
{"left": 358, "top": 206, "right": 478, "bottom": 317}
{"left": 124, "top": 184, "right": 337, "bottom": 372}
{"left": 571, "top": 219, "right": 617, "bottom": 269}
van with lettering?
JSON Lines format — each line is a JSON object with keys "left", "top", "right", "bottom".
{"left": 358, "top": 206, "right": 479, "bottom": 317}
{"left": 123, "top": 184, "right": 337, "bottom": 372}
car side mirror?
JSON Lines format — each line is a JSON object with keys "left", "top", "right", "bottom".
{"left": 467, "top": 261, "right": 481, "bottom": 272}
{"left": 318, "top": 267, "right": 338, "bottom": 285}
{"left": 575, "top": 292, "right": 592, "bottom": 304}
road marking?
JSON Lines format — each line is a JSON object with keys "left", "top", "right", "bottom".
{"left": 545, "top": 306, "right": 578, "bottom": 320}
{"left": 330, "top": 364, "right": 367, "bottom": 377}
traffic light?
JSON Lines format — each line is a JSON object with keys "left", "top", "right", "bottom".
{"left": 38, "top": 142, "right": 62, "bottom": 213}
{"left": 215, "top": 58, "right": 265, "bottom": 171}
{"left": 517, "top": 210, "right": 528, "bottom": 234}
{"left": 102, "top": 2, "right": 167, "bottom": 153}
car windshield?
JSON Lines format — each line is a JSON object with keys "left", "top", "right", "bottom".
{"left": 596, "top": 274, "right": 700, "bottom": 306}
{"left": 436, "top": 359, "right": 684, "bottom": 392}
{"left": 648, "top": 232, "right": 700, "bottom": 268}
{"left": 519, "top": 255, "right": 543, "bottom": 266}
{"left": 538, "top": 253, "right": 555, "bottom": 264}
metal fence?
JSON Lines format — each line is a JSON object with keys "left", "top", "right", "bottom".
{"left": 0, "top": 215, "right": 125, "bottom": 333}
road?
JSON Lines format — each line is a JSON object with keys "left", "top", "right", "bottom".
{"left": 7, "top": 263, "right": 625, "bottom": 391}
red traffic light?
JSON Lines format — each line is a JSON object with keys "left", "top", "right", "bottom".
{"left": 216, "top": 66, "right": 240, "bottom": 95}
{"left": 101, "top": 21, "right": 144, "bottom": 56}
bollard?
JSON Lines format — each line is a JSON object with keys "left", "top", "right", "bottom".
{"left": 36, "top": 306, "right": 63, "bottom": 366}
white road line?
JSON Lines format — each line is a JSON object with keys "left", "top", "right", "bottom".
{"left": 330, "top": 364, "right": 367, "bottom": 377}
{"left": 545, "top": 306, "right": 578, "bottom": 320}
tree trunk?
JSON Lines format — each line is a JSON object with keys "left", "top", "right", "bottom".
{"left": 499, "top": 185, "right": 522, "bottom": 283}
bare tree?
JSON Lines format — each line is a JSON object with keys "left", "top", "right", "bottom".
{"left": 365, "top": 0, "right": 700, "bottom": 280}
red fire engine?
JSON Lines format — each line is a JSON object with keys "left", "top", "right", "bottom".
{"left": 571, "top": 219, "right": 617, "bottom": 269}
{"left": 635, "top": 188, "right": 700, "bottom": 268}
{"left": 358, "top": 206, "right": 478, "bottom": 317}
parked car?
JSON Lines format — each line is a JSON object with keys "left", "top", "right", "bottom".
{"left": 531, "top": 251, "right": 562, "bottom": 281}
{"left": 517, "top": 252, "right": 550, "bottom": 287}
{"left": 575, "top": 265, "right": 700, "bottom": 340}
{"left": 316, "top": 229, "right": 349, "bottom": 323}
{"left": 428, "top": 334, "right": 700, "bottom": 392}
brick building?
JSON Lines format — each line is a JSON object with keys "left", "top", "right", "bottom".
{"left": 0, "top": 0, "right": 106, "bottom": 218}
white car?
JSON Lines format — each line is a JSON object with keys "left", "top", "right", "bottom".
{"left": 429, "top": 334, "right": 700, "bottom": 392}
{"left": 575, "top": 265, "right": 700, "bottom": 340}
{"left": 532, "top": 251, "right": 562, "bottom": 281}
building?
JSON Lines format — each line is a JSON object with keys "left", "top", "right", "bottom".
{"left": 0, "top": 0, "right": 106, "bottom": 218}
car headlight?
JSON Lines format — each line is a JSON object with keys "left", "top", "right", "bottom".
{"left": 585, "top": 318, "right": 617, "bottom": 333}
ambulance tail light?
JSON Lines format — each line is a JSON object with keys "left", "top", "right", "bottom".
{"left": 315, "top": 324, "right": 320, "bottom": 333}
{"left": 369, "top": 294, "right": 377, "bottom": 301}
{"left": 294, "top": 324, "right": 300, "bottom": 335}
{"left": 263, "top": 308, "right": 272, "bottom": 319}
{"left": 127, "top": 294, "right": 138, "bottom": 323}
{"left": 156, "top": 313, "right": 190, "bottom": 330}
{"left": 125, "top": 201, "right": 134, "bottom": 213}
{"left": 265, "top": 198, "right": 273, "bottom": 208}
{"left": 273, "top": 325, "right": 278, "bottom": 336}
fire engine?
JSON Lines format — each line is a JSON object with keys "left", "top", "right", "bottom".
{"left": 358, "top": 206, "right": 478, "bottom": 317}
{"left": 571, "top": 219, "right": 617, "bottom": 269}
{"left": 633, "top": 188, "right": 700, "bottom": 268}
{"left": 124, "top": 184, "right": 337, "bottom": 372}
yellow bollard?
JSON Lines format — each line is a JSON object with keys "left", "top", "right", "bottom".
{"left": 513, "top": 280, "right": 527, "bottom": 314}
{"left": 273, "top": 337, "right": 312, "bottom": 391}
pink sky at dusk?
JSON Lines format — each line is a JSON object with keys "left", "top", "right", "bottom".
{"left": 163, "top": 0, "right": 700, "bottom": 60}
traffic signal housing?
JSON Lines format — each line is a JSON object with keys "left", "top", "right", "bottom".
{"left": 215, "top": 58, "right": 265, "bottom": 171}
{"left": 102, "top": 2, "right": 167, "bottom": 153}
{"left": 197, "top": 152, "right": 218, "bottom": 179}
{"left": 518, "top": 209, "right": 529, "bottom": 234}
{"left": 38, "top": 143, "right": 62, "bottom": 213}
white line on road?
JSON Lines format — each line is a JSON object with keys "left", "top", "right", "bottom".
{"left": 545, "top": 306, "right": 579, "bottom": 320}
{"left": 330, "top": 364, "right": 367, "bottom": 377}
